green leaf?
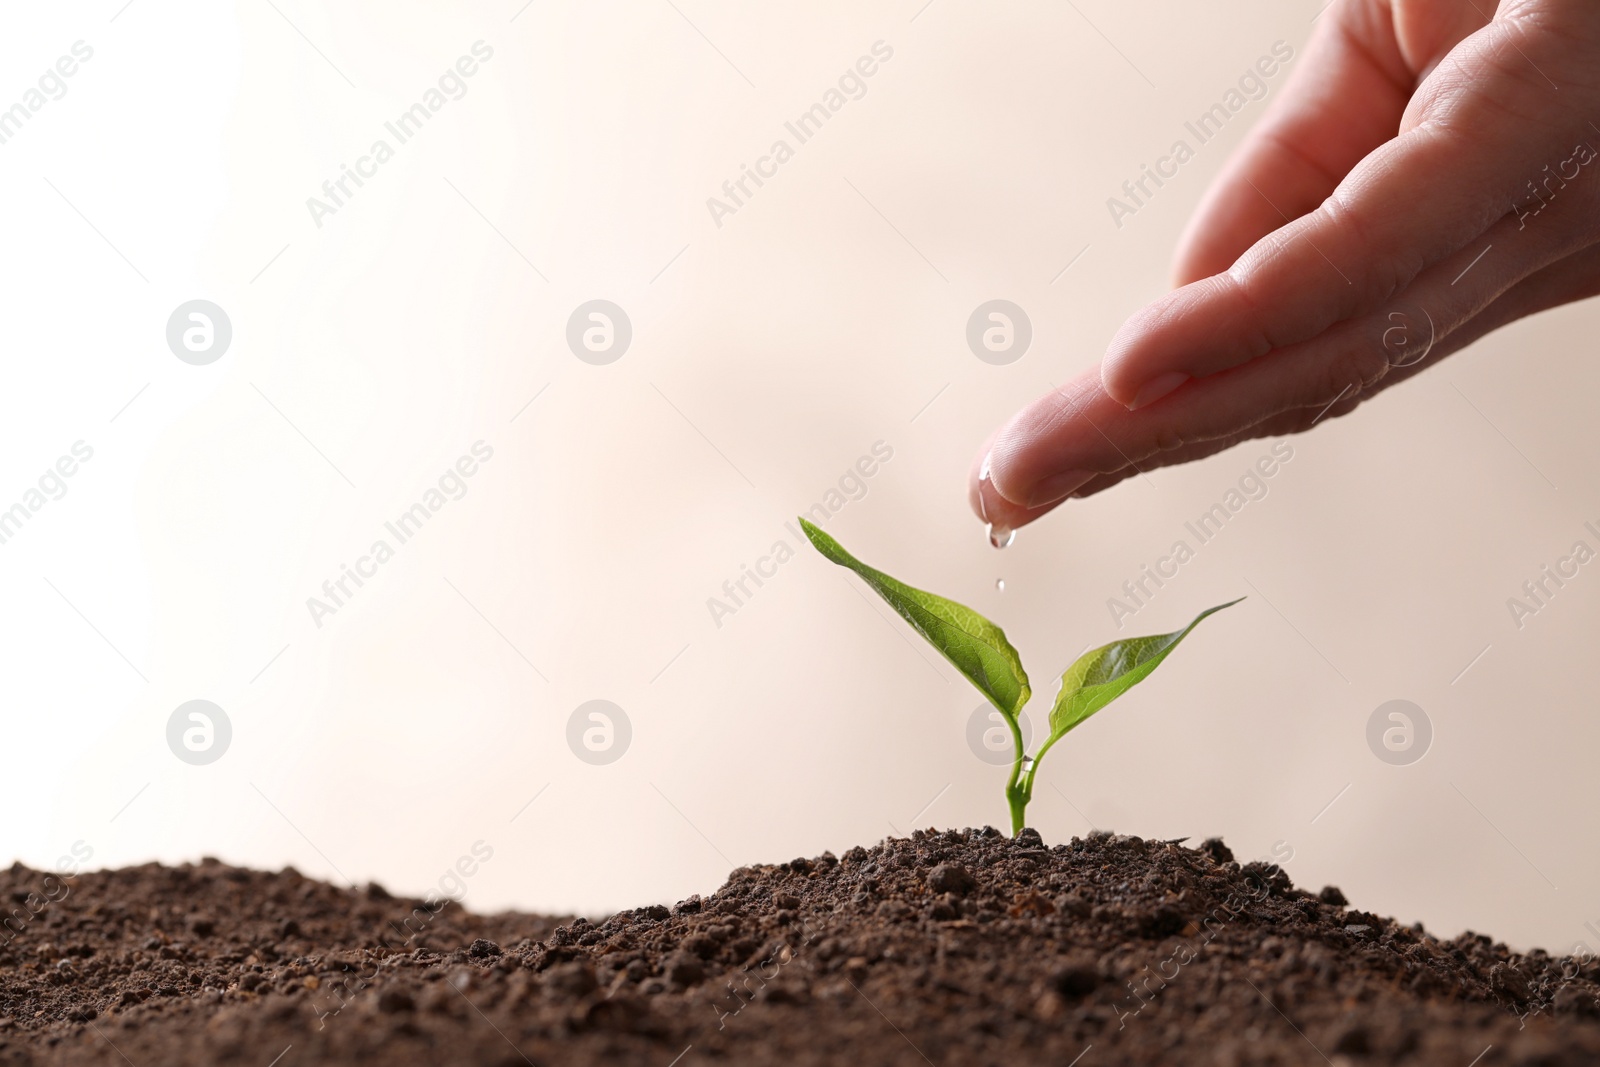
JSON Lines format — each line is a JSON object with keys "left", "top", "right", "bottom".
{"left": 798, "top": 518, "right": 1031, "bottom": 719}
{"left": 1046, "top": 599, "right": 1243, "bottom": 741}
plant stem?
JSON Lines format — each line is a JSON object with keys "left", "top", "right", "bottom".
{"left": 1018, "top": 734, "right": 1060, "bottom": 807}
{"left": 1009, "top": 732, "right": 1066, "bottom": 835}
{"left": 1006, "top": 788, "right": 1027, "bottom": 837}
{"left": 1002, "top": 713, "right": 1028, "bottom": 836}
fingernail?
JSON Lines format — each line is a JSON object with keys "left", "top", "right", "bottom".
{"left": 1026, "top": 470, "right": 1094, "bottom": 508}
{"left": 1128, "top": 371, "right": 1189, "bottom": 410}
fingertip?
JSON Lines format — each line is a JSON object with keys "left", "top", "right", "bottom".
{"left": 966, "top": 438, "right": 997, "bottom": 521}
{"left": 978, "top": 482, "right": 1069, "bottom": 538}
{"left": 1104, "top": 273, "right": 1266, "bottom": 407}
{"left": 1101, "top": 300, "right": 1175, "bottom": 407}
{"left": 970, "top": 441, "right": 1072, "bottom": 536}
{"left": 984, "top": 442, "right": 1027, "bottom": 508}
{"left": 1099, "top": 341, "right": 1144, "bottom": 408}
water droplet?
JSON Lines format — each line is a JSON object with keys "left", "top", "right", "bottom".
{"left": 995, "top": 579, "right": 1006, "bottom": 591}
{"left": 979, "top": 452, "right": 1016, "bottom": 549}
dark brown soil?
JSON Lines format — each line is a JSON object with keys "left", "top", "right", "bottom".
{"left": 3, "top": 828, "right": 1598, "bottom": 1066}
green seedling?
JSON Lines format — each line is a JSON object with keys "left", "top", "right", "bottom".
{"left": 799, "top": 518, "right": 1240, "bottom": 836}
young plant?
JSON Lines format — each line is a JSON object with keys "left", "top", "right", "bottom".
{"left": 799, "top": 518, "right": 1240, "bottom": 836}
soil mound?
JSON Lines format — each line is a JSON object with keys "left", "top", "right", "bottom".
{"left": 3, "top": 828, "right": 1597, "bottom": 1065}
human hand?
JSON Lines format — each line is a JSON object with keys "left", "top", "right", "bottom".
{"left": 971, "top": 0, "right": 1600, "bottom": 539}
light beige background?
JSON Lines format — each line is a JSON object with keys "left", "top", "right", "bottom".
{"left": 2, "top": 0, "right": 1597, "bottom": 954}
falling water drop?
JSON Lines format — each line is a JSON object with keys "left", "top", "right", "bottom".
{"left": 987, "top": 523, "right": 1015, "bottom": 549}
{"left": 995, "top": 579, "right": 1006, "bottom": 591}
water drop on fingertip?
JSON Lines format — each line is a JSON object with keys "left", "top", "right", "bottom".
{"left": 987, "top": 523, "right": 1015, "bottom": 550}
